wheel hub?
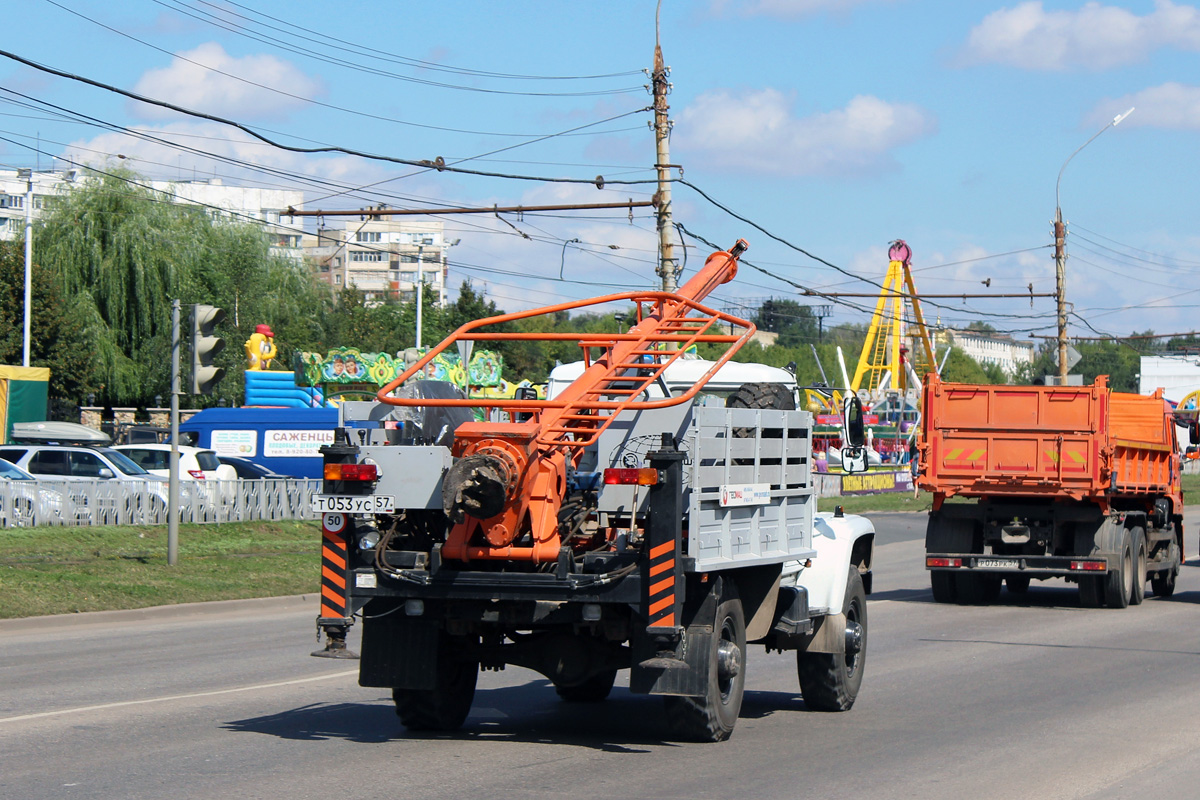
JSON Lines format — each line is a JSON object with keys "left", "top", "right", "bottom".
{"left": 716, "top": 639, "right": 742, "bottom": 681}
{"left": 844, "top": 620, "right": 864, "bottom": 657}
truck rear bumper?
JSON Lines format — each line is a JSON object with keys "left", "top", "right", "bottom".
{"left": 925, "top": 552, "right": 1113, "bottom": 577}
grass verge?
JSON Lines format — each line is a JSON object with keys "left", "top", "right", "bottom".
{"left": 0, "top": 521, "right": 319, "bottom": 620}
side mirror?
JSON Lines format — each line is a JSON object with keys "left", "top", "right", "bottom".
{"left": 843, "top": 395, "right": 866, "bottom": 448}
{"left": 841, "top": 396, "right": 869, "bottom": 474}
{"left": 98, "top": 468, "right": 114, "bottom": 479}
{"left": 1191, "top": 420, "right": 1199, "bottom": 446}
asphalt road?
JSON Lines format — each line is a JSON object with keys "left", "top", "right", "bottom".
{"left": 3, "top": 512, "right": 1200, "bottom": 800}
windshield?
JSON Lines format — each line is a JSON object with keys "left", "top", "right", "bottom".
{"left": 0, "top": 460, "right": 33, "bottom": 480}
{"left": 98, "top": 448, "right": 151, "bottom": 476}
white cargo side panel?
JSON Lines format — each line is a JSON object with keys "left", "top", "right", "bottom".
{"left": 687, "top": 406, "right": 816, "bottom": 571}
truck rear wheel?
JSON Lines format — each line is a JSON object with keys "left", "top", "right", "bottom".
{"left": 797, "top": 565, "right": 867, "bottom": 712}
{"left": 955, "top": 573, "right": 1000, "bottom": 605}
{"left": 1103, "top": 528, "right": 1133, "bottom": 609}
{"left": 930, "top": 571, "right": 957, "bottom": 603}
{"left": 554, "top": 670, "right": 617, "bottom": 703}
{"left": 393, "top": 639, "right": 479, "bottom": 732}
{"left": 1079, "top": 576, "right": 1104, "bottom": 608}
{"left": 1130, "top": 527, "right": 1146, "bottom": 606}
{"left": 663, "top": 591, "right": 746, "bottom": 742}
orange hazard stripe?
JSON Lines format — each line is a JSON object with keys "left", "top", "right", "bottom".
{"left": 650, "top": 576, "right": 674, "bottom": 596}
{"left": 649, "top": 557, "right": 675, "bottom": 577}
{"left": 651, "top": 613, "right": 675, "bottom": 628}
{"left": 322, "top": 547, "right": 346, "bottom": 571}
{"left": 649, "top": 595, "right": 674, "bottom": 615}
{"left": 649, "top": 540, "right": 674, "bottom": 559}
{"left": 321, "top": 584, "right": 345, "bottom": 605}
{"left": 322, "top": 564, "right": 345, "bottom": 588}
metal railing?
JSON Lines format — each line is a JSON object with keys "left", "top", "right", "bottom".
{"left": 0, "top": 479, "right": 322, "bottom": 528}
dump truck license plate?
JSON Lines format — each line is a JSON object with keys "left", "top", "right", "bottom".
{"left": 312, "top": 495, "right": 396, "bottom": 513}
{"left": 975, "top": 558, "right": 1017, "bottom": 569}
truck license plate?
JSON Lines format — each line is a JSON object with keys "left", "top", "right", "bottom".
{"left": 975, "top": 558, "right": 1017, "bottom": 569}
{"left": 312, "top": 495, "right": 396, "bottom": 514}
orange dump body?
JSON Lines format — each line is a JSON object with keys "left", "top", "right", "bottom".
{"left": 919, "top": 374, "right": 1182, "bottom": 511}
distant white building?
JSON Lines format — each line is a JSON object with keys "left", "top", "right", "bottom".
{"left": 1140, "top": 355, "right": 1200, "bottom": 404}
{"left": 0, "top": 169, "right": 305, "bottom": 263}
{"left": 939, "top": 328, "right": 1035, "bottom": 377}
{"left": 303, "top": 217, "right": 450, "bottom": 307}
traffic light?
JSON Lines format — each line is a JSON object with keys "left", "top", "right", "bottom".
{"left": 191, "top": 303, "right": 226, "bottom": 395}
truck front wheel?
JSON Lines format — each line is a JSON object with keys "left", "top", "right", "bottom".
{"left": 663, "top": 591, "right": 746, "bottom": 742}
{"left": 1150, "top": 541, "right": 1179, "bottom": 597}
{"left": 393, "top": 638, "right": 479, "bottom": 732}
{"left": 797, "top": 565, "right": 867, "bottom": 712}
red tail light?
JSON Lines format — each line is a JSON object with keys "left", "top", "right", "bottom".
{"left": 603, "top": 468, "right": 658, "bottom": 486}
{"left": 1069, "top": 560, "right": 1106, "bottom": 571}
{"left": 926, "top": 557, "right": 962, "bottom": 568}
{"left": 325, "top": 463, "right": 378, "bottom": 481}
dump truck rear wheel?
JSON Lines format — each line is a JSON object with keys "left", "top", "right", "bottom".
{"left": 663, "top": 591, "right": 746, "bottom": 742}
{"left": 930, "top": 571, "right": 957, "bottom": 603}
{"left": 797, "top": 566, "right": 867, "bottom": 712}
{"left": 1079, "top": 576, "right": 1104, "bottom": 607}
{"left": 555, "top": 670, "right": 617, "bottom": 703}
{"left": 1130, "top": 528, "right": 1146, "bottom": 606}
{"left": 955, "top": 573, "right": 1000, "bottom": 605}
{"left": 1103, "top": 529, "right": 1133, "bottom": 609}
{"left": 1005, "top": 576, "right": 1030, "bottom": 594}
{"left": 393, "top": 647, "right": 479, "bottom": 732}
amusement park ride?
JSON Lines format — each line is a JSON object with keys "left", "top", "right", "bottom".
{"left": 806, "top": 240, "right": 941, "bottom": 463}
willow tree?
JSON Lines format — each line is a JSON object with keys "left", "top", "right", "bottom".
{"left": 35, "top": 168, "right": 329, "bottom": 407}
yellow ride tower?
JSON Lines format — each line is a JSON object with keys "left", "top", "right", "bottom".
{"left": 850, "top": 240, "right": 938, "bottom": 398}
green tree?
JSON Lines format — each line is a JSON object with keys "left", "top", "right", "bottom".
{"left": 33, "top": 168, "right": 328, "bottom": 407}
{"left": 754, "top": 298, "right": 820, "bottom": 348}
{"left": 0, "top": 241, "right": 98, "bottom": 409}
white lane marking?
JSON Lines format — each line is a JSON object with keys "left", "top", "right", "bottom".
{"left": 0, "top": 669, "right": 358, "bottom": 725}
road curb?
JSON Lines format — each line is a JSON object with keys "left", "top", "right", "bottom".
{"left": 0, "top": 594, "right": 316, "bottom": 634}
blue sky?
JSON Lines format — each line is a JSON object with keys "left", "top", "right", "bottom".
{"left": 3, "top": 0, "right": 1199, "bottom": 342}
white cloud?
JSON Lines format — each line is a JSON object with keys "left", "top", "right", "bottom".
{"left": 674, "top": 89, "right": 935, "bottom": 176}
{"left": 711, "top": 0, "right": 887, "bottom": 17}
{"left": 61, "top": 122, "right": 403, "bottom": 207}
{"left": 1089, "top": 82, "right": 1200, "bottom": 129}
{"left": 961, "top": 1, "right": 1200, "bottom": 71}
{"left": 130, "top": 43, "right": 323, "bottom": 121}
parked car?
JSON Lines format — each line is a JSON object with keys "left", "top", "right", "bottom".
{"left": 216, "top": 455, "right": 296, "bottom": 480}
{"left": 0, "top": 448, "right": 171, "bottom": 522}
{"left": 0, "top": 459, "right": 64, "bottom": 527}
{"left": 112, "top": 444, "right": 237, "bottom": 482}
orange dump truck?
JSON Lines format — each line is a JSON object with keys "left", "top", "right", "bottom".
{"left": 919, "top": 374, "right": 1190, "bottom": 608}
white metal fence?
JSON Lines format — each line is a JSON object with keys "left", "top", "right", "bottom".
{"left": 0, "top": 478, "right": 322, "bottom": 528}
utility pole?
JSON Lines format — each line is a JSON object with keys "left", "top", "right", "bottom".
{"left": 415, "top": 244, "right": 424, "bottom": 350}
{"left": 1054, "top": 210, "right": 1067, "bottom": 383}
{"left": 652, "top": 3, "right": 676, "bottom": 292}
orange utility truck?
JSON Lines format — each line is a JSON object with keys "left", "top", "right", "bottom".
{"left": 919, "top": 374, "right": 1189, "bottom": 608}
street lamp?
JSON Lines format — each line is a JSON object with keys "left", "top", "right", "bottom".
{"left": 17, "top": 168, "right": 32, "bottom": 367}
{"left": 1053, "top": 106, "right": 1135, "bottom": 382}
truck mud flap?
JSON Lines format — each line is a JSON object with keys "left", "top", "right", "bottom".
{"left": 359, "top": 614, "right": 439, "bottom": 689}
{"left": 629, "top": 575, "right": 722, "bottom": 697}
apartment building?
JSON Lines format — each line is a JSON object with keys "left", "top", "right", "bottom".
{"left": 939, "top": 328, "right": 1035, "bottom": 377}
{"left": 305, "top": 217, "right": 449, "bottom": 307}
{"left": 0, "top": 169, "right": 305, "bottom": 264}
